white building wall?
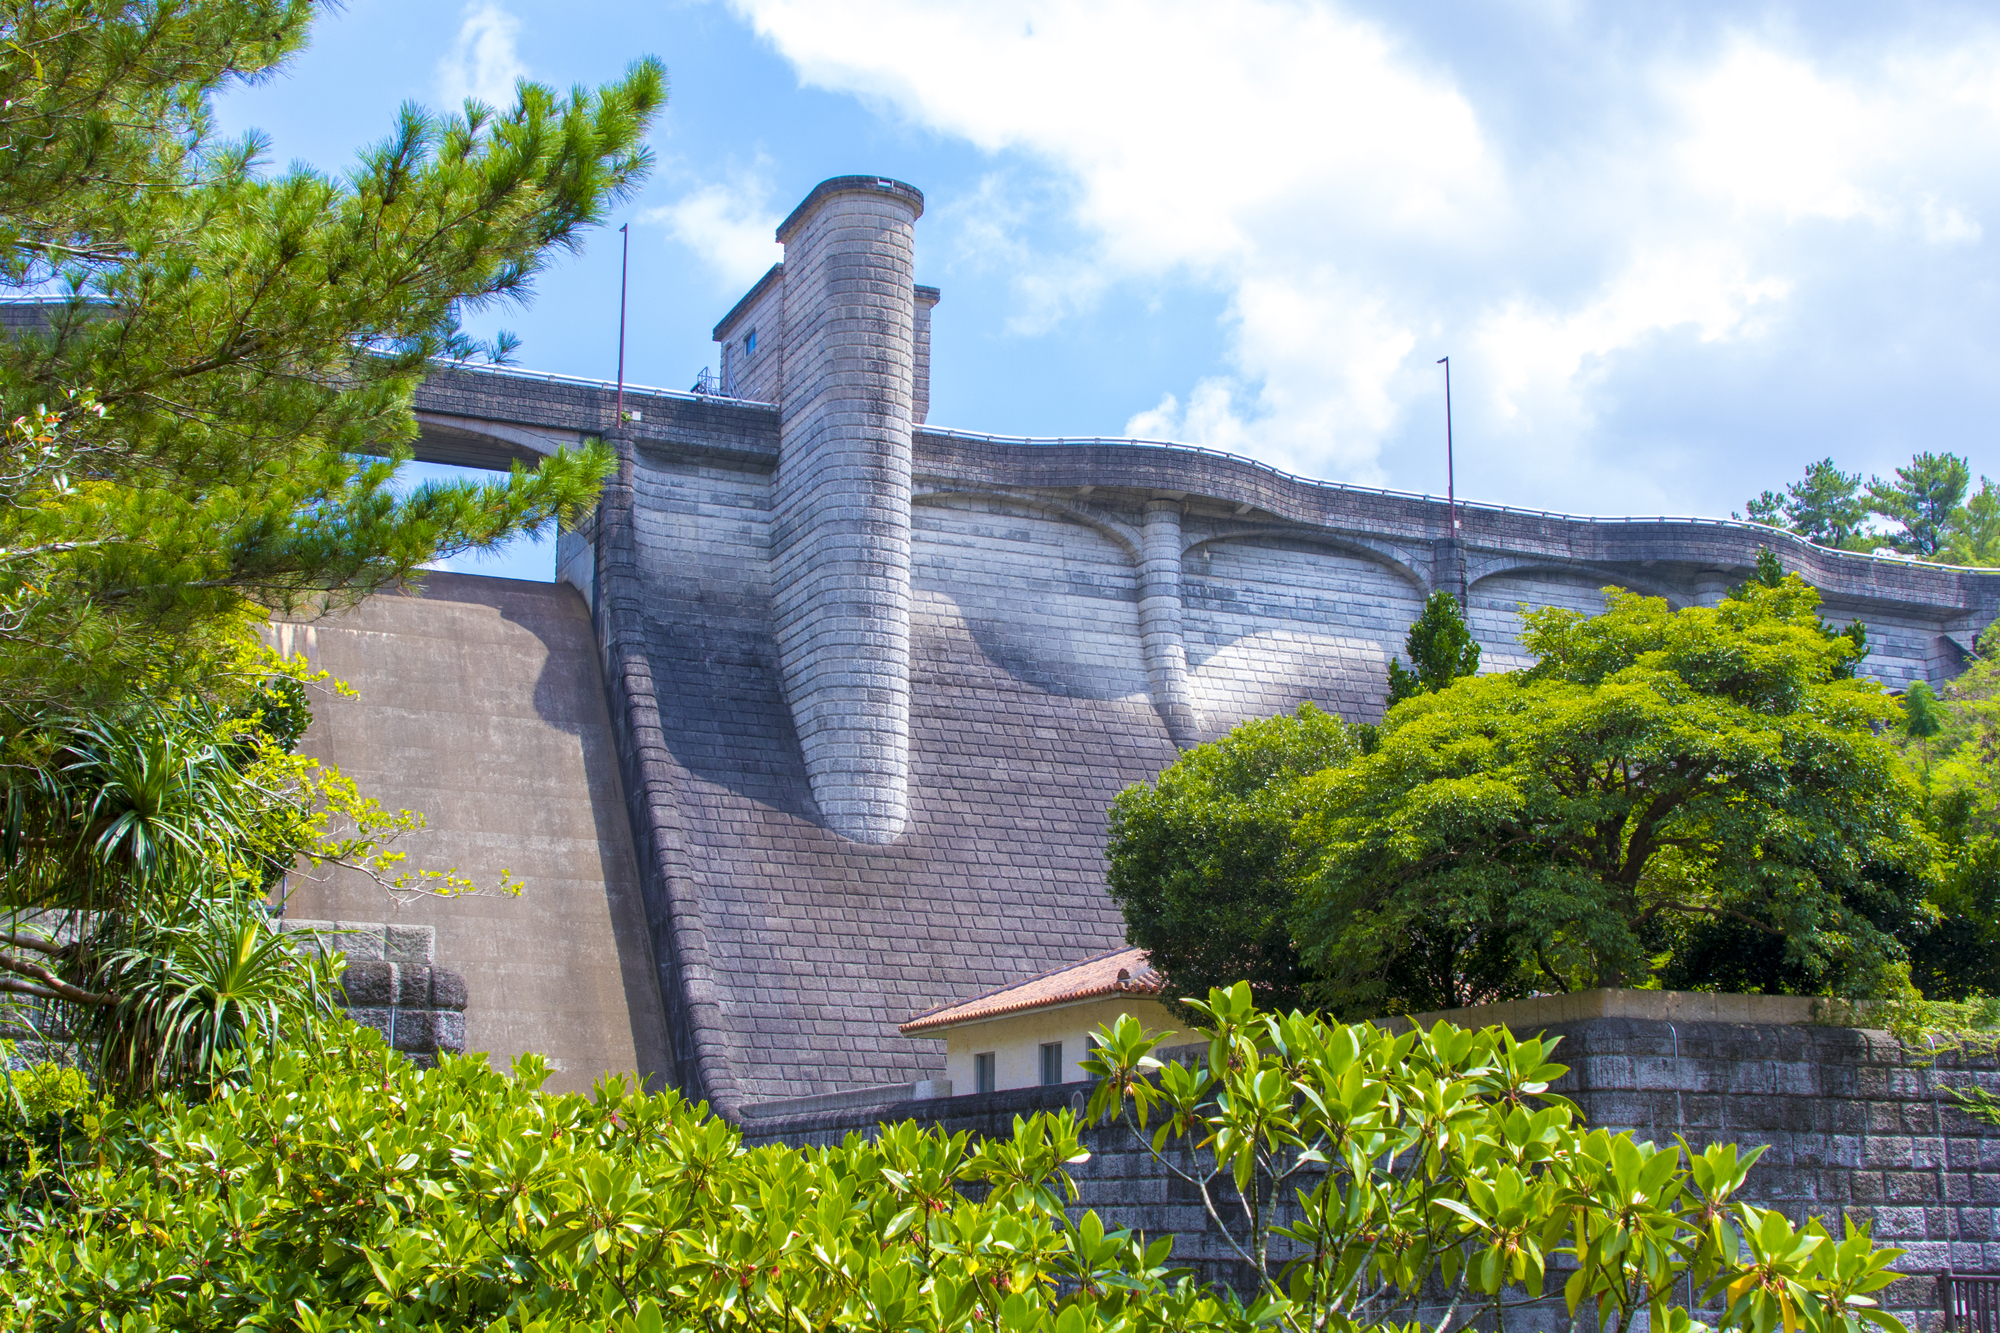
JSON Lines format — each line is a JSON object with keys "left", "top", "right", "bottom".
{"left": 928, "top": 995, "right": 1184, "bottom": 1093}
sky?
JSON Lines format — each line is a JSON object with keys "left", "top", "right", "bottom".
{"left": 215, "top": 0, "right": 2000, "bottom": 580}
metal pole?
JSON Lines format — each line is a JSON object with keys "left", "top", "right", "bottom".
{"left": 1437, "top": 355, "right": 1455, "bottom": 536}
{"left": 615, "top": 222, "right": 630, "bottom": 425}
{"left": 1437, "top": 355, "right": 1464, "bottom": 605}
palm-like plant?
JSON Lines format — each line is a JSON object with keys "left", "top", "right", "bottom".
{"left": 88, "top": 895, "right": 337, "bottom": 1099}
{"left": 2, "top": 690, "right": 332, "bottom": 1095}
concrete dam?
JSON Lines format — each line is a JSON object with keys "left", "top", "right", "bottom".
{"left": 285, "top": 175, "right": 2000, "bottom": 1112}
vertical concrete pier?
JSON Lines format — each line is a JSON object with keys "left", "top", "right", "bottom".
{"left": 770, "top": 177, "right": 925, "bottom": 844}
{"left": 1140, "top": 498, "right": 1200, "bottom": 747}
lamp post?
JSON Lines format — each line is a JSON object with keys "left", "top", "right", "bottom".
{"left": 615, "top": 222, "right": 630, "bottom": 426}
{"left": 1438, "top": 355, "right": 1465, "bottom": 605}
{"left": 1437, "top": 354, "right": 1455, "bottom": 537}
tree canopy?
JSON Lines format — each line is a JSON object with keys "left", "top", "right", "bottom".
{"left": 1297, "top": 576, "right": 1927, "bottom": 1013}
{"left": 1739, "top": 449, "right": 2000, "bottom": 564}
{"left": 1109, "top": 569, "right": 1956, "bottom": 1018}
{"left": 1106, "top": 704, "right": 1354, "bottom": 1015}
{"left": 1891, "top": 623, "right": 2000, "bottom": 1000}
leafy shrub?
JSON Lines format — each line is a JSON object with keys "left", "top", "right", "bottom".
{"left": 0, "top": 1020, "right": 1243, "bottom": 1332}
{"left": 1085, "top": 983, "right": 1909, "bottom": 1333}
{"left": 0, "top": 996, "right": 1914, "bottom": 1333}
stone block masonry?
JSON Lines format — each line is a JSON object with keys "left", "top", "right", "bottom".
{"left": 303, "top": 172, "right": 2000, "bottom": 1108}
{"left": 746, "top": 1019, "right": 2000, "bottom": 1330}
{"left": 770, "top": 176, "right": 926, "bottom": 846}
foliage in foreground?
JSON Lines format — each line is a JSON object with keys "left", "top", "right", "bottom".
{"left": 0, "top": 995, "right": 1914, "bottom": 1333}
{"left": 1085, "top": 983, "right": 1907, "bottom": 1333}
{"left": 0, "top": 1019, "right": 1240, "bottom": 1333}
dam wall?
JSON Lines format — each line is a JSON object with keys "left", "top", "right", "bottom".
{"left": 273, "top": 573, "right": 674, "bottom": 1096}
{"left": 287, "top": 174, "right": 2000, "bottom": 1112}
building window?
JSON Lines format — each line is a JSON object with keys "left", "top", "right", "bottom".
{"left": 1039, "top": 1041, "right": 1063, "bottom": 1087}
{"left": 745, "top": 328, "right": 758, "bottom": 356}
{"left": 975, "top": 1051, "right": 996, "bottom": 1095}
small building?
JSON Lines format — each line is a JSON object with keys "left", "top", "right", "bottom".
{"left": 900, "top": 948, "right": 1182, "bottom": 1094}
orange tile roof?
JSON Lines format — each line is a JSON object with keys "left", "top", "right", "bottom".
{"left": 899, "top": 947, "right": 1161, "bottom": 1034}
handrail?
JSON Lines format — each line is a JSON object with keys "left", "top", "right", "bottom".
{"left": 1944, "top": 1272, "right": 2000, "bottom": 1333}
{"left": 0, "top": 319, "right": 1972, "bottom": 576}
{"left": 428, "top": 358, "right": 772, "bottom": 409}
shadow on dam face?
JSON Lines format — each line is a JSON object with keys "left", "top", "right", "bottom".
{"left": 273, "top": 571, "right": 674, "bottom": 1096}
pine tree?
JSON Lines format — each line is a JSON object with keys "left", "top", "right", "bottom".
{"left": 1868, "top": 452, "right": 1971, "bottom": 557}
{"left": 0, "top": 0, "right": 665, "bottom": 709}
{"left": 1736, "top": 459, "right": 1865, "bottom": 547}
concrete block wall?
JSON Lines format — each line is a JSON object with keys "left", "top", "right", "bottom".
{"left": 745, "top": 1019, "right": 2000, "bottom": 1326}
{"left": 281, "top": 920, "right": 468, "bottom": 1068}
{"left": 712, "top": 263, "right": 786, "bottom": 405}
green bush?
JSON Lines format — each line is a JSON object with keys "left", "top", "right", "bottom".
{"left": 0, "top": 1020, "right": 1242, "bottom": 1332}
{"left": 0, "top": 1000, "right": 1913, "bottom": 1333}
{"left": 1085, "top": 983, "right": 1909, "bottom": 1333}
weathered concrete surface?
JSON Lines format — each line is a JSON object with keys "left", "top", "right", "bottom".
{"left": 271, "top": 573, "right": 673, "bottom": 1095}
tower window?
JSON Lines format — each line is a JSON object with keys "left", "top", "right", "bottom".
{"left": 1039, "top": 1041, "right": 1063, "bottom": 1087}
{"left": 975, "top": 1051, "right": 996, "bottom": 1094}
{"left": 745, "top": 328, "right": 758, "bottom": 356}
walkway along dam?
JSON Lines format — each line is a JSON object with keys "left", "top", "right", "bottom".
{"left": 281, "top": 175, "right": 2000, "bottom": 1113}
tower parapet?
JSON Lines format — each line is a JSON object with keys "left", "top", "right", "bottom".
{"left": 764, "top": 176, "right": 926, "bottom": 844}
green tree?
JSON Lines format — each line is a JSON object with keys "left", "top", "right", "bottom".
{"left": 1891, "top": 623, "right": 2000, "bottom": 999}
{"left": 1739, "top": 458, "right": 1867, "bottom": 548}
{"left": 1291, "top": 576, "right": 1929, "bottom": 1015}
{"left": 1939, "top": 476, "right": 2000, "bottom": 565}
{"left": 1106, "top": 705, "right": 1355, "bottom": 1015}
{"left": 1902, "top": 680, "right": 1943, "bottom": 782}
{"left": 1867, "top": 452, "right": 1971, "bottom": 558}
{"left": 0, "top": 0, "right": 662, "bottom": 710}
{"left": 1386, "top": 589, "right": 1481, "bottom": 707}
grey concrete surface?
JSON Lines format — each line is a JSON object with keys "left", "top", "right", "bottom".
{"left": 271, "top": 573, "right": 673, "bottom": 1095}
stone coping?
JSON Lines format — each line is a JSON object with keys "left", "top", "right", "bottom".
{"left": 1384, "top": 988, "right": 1865, "bottom": 1034}
{"left": 775, "top": 174, "right": 924, "bottom": 242}
{"left": 738, "top": 1081, "right": 921, "bottom": 1121}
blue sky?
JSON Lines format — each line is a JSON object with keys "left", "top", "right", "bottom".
{"left": 217, "top": 0, "right": 2000, "bottom": 580}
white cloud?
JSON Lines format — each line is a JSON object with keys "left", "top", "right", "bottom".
{"left": 729, "top": 1, "right": 2000, "bottom": 509}
{"left": 645, "top": 171, "right": 785, "bottom": 290}
{"left": 436, "top": 3, "right": 527, "bottom": 109}
{"left": 1474, "top": 248, "right": 1791, "bottom": 443}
